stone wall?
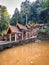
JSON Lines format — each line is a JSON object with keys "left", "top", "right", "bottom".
{"left": 0, "top": 38, "right": 36, "bottom": 51}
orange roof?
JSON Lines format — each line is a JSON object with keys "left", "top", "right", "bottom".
{"left": 26, "top": 24, "right": 31, "bottom": 29}
{"left": 26, "top": 23, "right": 35, "bottom": 29}
{"left": 30, "top": 24, "right": 35, "bottom": 28}
{"left": 7, "top": 25, "right": 22, "bottom": 34}
{"left": 16, "top": 23, "right": 27, "bottom": 31}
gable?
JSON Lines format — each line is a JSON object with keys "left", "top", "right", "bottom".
{"left": 7, "top": 28, "right": 12, "bottom": 34}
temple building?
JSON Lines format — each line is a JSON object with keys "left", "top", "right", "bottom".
{"left": 7, "top": 23, "right": 28, "bottom": 42}
{"left": 7, "top": 22, "right": 44, "bottom": 42}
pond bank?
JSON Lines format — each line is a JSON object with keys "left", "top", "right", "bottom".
{"left": 0, "top": 38, "right": 36, "bottom": 51}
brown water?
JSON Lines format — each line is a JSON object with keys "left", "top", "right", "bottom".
{"left": 0, "top": 41, "right": 49, "bottom": 65}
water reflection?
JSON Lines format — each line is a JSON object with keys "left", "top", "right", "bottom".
{"left": 0, "top": 41, "right": 49, "bottom": 65}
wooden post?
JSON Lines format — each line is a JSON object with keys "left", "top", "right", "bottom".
{"left": 26, "top": 32, "right": 28, "bottom": 39}
{"left": 22, "top": 33, "right": 23, "bottom": 40}
{"left": 29, "top": 32, "right": 30, "bottom": 38}
{"left": 9, "top": 34, "right": 11, "bottom": 42}
{"left": 15, "top": 34, "right": 17, "bottom": 42}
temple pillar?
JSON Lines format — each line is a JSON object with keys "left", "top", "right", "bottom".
{"left": 15, "top": 34, "right": 17, "bottom": 42}
{"left": 29, "top": 32, "right": 30, "bottom": 38}
{"left": 9, "top": 34, "right": 11, "bottom": 42}
{"left": 22, "top": 33, "right": 23, "bottom": 40}
{"left": 26, "top": 32, "right": 28, "bottom": 39}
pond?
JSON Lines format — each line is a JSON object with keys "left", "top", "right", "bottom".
{"left": 0, "top": 41, "right": 49, "bottom": 65}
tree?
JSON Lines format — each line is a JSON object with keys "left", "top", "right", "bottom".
{"left": 42, "top": 0, "right": 49, "bottom": 9}
{"left": 21, "top": 0, "right": 31, "bottom": 25}
{"left": 40, "top": 0, "right": 49, "bottom": 23}
{"left": 10, "top": 8, "right": 20, "bottom": 25}
{"left": 0, "top": 5, "right": 10, "bottom": 35}
{"left": 30, "top": 0, "right": 42, "bottom": 23}
{"left": 10, "top": 0, "right": 46, "bottom": 25}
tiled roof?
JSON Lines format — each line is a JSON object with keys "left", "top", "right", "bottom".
{"left": 26, "top": 23, "right": 35, "bottom": 28}
{"left": 16, "top": 23, "right": 27, "bottom": 30}
{"left": 26, "top": 24, "right": 31, "bottom": 29}
{"left": 7, "top": 25, "right": 22, "bottom": 34}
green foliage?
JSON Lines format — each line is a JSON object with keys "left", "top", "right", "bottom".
{"left": 42, "top": 0, "right": 49, "bottom": 9}
{"left": 10, "top": 0, "right": 49, "bottom": 26}
{"left": 1, "top": 0, "right": 49, "bottom": 35}
{"left": 0, "top": 5, "right": 10, "bottom": 34}
{"left": 10, "top": 8, "right": 20, "bottom": 25}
